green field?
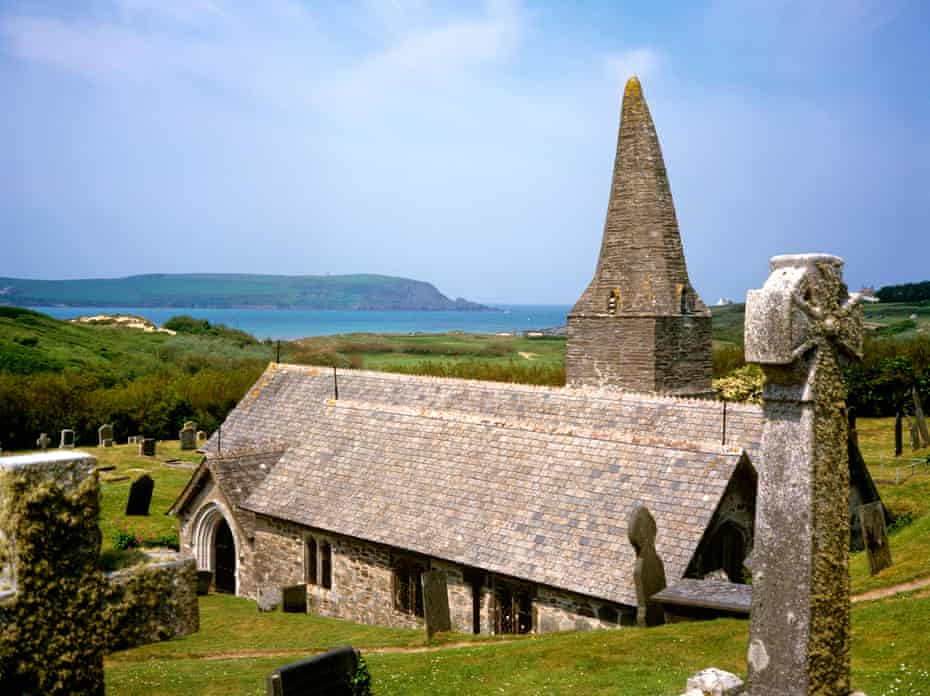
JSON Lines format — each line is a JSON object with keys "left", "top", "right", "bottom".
{"left": 0, "top": 306, "right": 270, "bottom": 376}
{"left": 63, "top": 415, "right": 927, "bottom": 695}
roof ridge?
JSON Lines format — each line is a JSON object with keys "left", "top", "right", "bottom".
{"left": 269, "top": 361, "right": 761, "bottom": 412}
{"left": 324, "top": 398, "right": 744, "bottom": 457}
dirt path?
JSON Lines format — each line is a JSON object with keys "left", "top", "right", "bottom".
{"left": 197, "top": 639, "right": 519, "bottom": 661}
{"left": 851, "top": 576, "right": 930, "bottom": 603}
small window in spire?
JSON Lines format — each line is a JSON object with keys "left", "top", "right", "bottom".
{"left": 607, "top": 289, "right": 619, "bottom": 316}
{"left": 680, "top": 287, "right": 689, "bottom": 314}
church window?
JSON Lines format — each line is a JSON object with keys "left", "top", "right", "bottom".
{"left": 320, "top": 542, "right": 332, "bottom": 589}
{"left": 680, "top": 286, "right": 689, "bottom": 314}
{"left": 607, "top": 289, "right": 619, "bottom": 315}
{"left": 392, "top": 556, "right": 425, "bottom": 617}
{"left": 493, "top": 581, "right": 534, "bottom": 634}
{"left": 305, "top": 536, "right": 332, "bottom": 589}
{"left": 305, "top": 537, "right": 318, "bottom": 585}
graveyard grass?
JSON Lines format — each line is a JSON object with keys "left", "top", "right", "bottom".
{"left": 91, "top": 416, "right": 930, "bottom": 695}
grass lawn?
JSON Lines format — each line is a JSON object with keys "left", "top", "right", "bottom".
{"left": 104, "top": 592, "right": 930, "bottom": 695}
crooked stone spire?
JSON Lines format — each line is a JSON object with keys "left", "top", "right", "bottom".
{"left": 566, "top": 77, "right": 712, "bottom": 395}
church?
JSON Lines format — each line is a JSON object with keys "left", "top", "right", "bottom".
{"left": 169, "top": 77, "right": 763, "bottom": 634}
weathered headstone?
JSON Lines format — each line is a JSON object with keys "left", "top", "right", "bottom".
{"left": 894, "top": 412, "right": 903, "bottom": 457}
{"left": 36, "top": 433, "right": 51, "bottom": 451}
{"left": 744, "top": 253, "right": 863, "bottom": 695}
{"left": 125, "top": 474, "right": 154, "bottom": 516}
{"left": 266, "top": 646, "right": 360, "bottom": 696}
{"left": 906, "top": 415, "right": 920, "bottom": 451}
{"left": 60, "top": 429, "right": 75, "bottom": 448}
{"left": 98, "top": 424, "right": 114, "bottom": 447}
{"left": 858, "top": 501, "right": 892, "bottom": 575}
{"left": 139, "top": 437, "right": 156, "bottom": 456}
{"left": 258, "top": 586, "right": 282, "bottom": 612}
{"left": 179, "top": 422, "right": 196, "bottom": 450}
{"left": 422, "top": 569, "right": 452, "bottom": 638}
{"left": 627, "top": 503, "right": 666, "bottom": 627}
{"left": 282, "top": 584, "right": 308, "bottom": 613}
{"left": 196, "top": 570, "right": 213, "bottom": 596}
{"left": 196, "top": 430, "right": 207, "bottom": 442}
{"left": 913, "top": 386, "right": 930, "bottom": 447}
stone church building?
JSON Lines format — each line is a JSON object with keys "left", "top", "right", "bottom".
{"left": 170, "top": 77, "right": 764, "bottom": 634}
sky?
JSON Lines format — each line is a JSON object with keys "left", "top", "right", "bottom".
{"left": 1, "top": 1, "right": 928, "bottom": 305}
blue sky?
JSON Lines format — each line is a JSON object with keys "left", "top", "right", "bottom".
{"left": 1, "top": 1, "right": 928, "bottom": 304}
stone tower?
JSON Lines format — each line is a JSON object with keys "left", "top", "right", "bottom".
{"left": 566, "top": 76, "right": 712, "bottom": 395}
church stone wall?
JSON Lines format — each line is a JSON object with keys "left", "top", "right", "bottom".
{"left": 566, "top": 315, "right": 713, "bottom": 396}
{"left": 566, "top": 316, "right": 657, "bottom": 392}
{"left": 249, "top": 515, "right": 632, "bottom": 635}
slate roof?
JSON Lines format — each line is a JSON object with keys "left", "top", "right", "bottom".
{"left": 169, "top": 450, "right": 283, "bottom": 516}
{"left": 206, "top": 364, "right": 763, "bottom": 460}
{"left": 242, "top": 398, "right": 747, "bottom": 607}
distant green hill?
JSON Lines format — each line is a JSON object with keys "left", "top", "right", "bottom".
{"left": 0, "top": 273, "right": 489, "bottom": 311}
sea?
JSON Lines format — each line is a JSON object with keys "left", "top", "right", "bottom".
{"left": 31, "top": 305, "right": 572, "bottom": 340}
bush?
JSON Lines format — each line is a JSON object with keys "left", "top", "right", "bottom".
{"left": 112, "top": 528, "right": 141, "bottom": 551}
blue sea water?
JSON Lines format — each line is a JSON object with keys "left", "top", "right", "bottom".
{"left": 30, "top": 305, "right": 572, "bottom": 340}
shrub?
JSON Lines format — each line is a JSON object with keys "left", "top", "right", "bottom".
{"left": 112, "top": 528, "right": 141, "bottom": 551}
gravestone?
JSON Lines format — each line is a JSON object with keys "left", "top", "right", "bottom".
{"left": 139, "top": 438, "right": 156, "bottom": 456}
{"left": 179, "top": 422, "right": 196, "bottom": 451}
{"left": 894, "top": 412, "right": 903, "bottom": 457}
{"left": 913, "top": 387, "right": 930, "bottom": 447}
{"left": 98, "top": 424, "right": 114, "bottom": 447}
{"left": 266, "top": 646, "right": 360, "bottom": 696}
{"left": 422, "top": 569, "right": 452, "bottom": 638}
{"left": 906, "top": 415, "right": 920, "bottom": 451}
{"left": 196, "top": 570, "right": 213, "bottom": 596}
{"left": 744, "top": 254, "right": 863, "bottom": 695}
{"left": 125, "top": 474, "right": 154, "bottom": 516}
{"left": 60, "top": 429, "right": 75, "bottom": 448}
{"left": 258, "top": 586, "right": 282, "bottom": 612}
{"left": 282, "top": 584, "right": 308, "bottom": 613}
{"left": 858, "top": 502, "right": 892, "bottom": 575}
{"left": 36, "top": 433, "right": 51, "bottom": 451}
{"left": 196, "top": 430, "right": 207, "bottom": 442}
{"left": 627, "top": 503, "right": 666, "bottom": 627}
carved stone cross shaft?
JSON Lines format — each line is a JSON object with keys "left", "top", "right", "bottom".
{"left": 743, "top": 254, "right": 863, "bottom": 696}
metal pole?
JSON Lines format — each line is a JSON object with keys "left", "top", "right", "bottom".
{"left": 333, "top": 366, "right": 339, "bottom": 400}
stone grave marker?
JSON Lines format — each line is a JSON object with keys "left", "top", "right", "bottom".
{"left": 60, "top": 429, "right": 75, "bottom": 448}
{"left": 139, "top": 437, "right": 156, "bottom": 456}
{"left": 913, "top": 386, "right": 930, "bottom": 447}
{"left": 36, "top": 433, "right": 51, "bottom": 451}
{"left": 894, "top": 412, "right": 903, "bottom": 457}
{"left": 858, "top": 501, "right": 892, "bottom": 575}
{"left": 906, "top": 415, "right": 920, "bottom": 451}
{"left": 744, "top": 253, "right": 863, "bottom": 695}
{"left": 196, "top": 430, "right": 207, "bottom": 442}
{"left": 179, "top": 422, "right": 196, "bottom": 450}
{"left": 125, "top": 474, "right": 154, "bottom": 516}
{"left": 266, "top": 646, "right": 360, "bottom": 696}
{"left": 196, "top": 570, "right": 213, "bottom": 596}
{"left": 98, "top": 424, "right": 114, "bottom": 447}
{"left": 627, "top": 502, "right": 666, "bottom": 627}
{"left": 258, "top": 586, "right": 283, "bottom": 612}
{"left": 422, "top": 569, "right": 452, "bottom": 638}
{"left": 282, "top": 584, "right": 308, "bottom": 613}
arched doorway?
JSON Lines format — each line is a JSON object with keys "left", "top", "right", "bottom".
{"left": 214, "top": 518, "right": 236, "bottom": 593}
